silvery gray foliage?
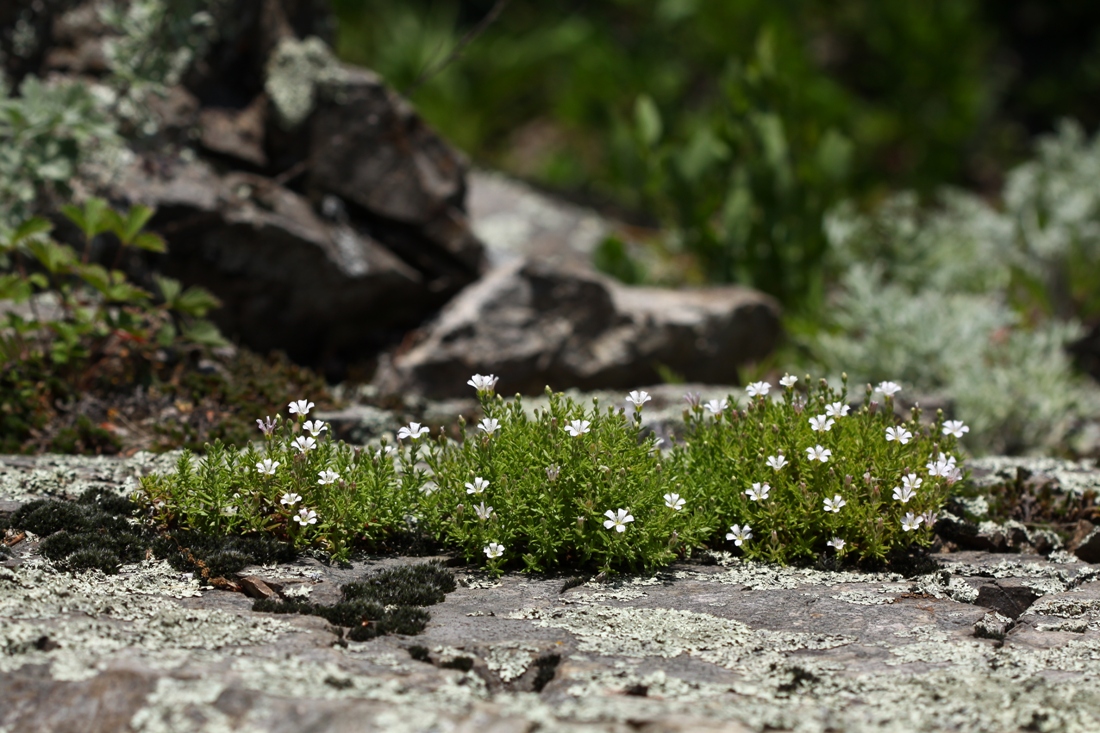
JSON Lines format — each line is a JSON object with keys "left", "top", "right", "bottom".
{"left": 815, "top": 122, "right": 1100, "bottom": 456}
{"left": 0, "top": 77, "right": 120, "bottom": 233}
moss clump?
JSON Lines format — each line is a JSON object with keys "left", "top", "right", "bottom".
{"left": 152, "top": 529, "right": 298, "bottom": 581}
{"left": 253, "top": 562, "right": 454, "bottom": 642}
{"left": 341, "top": 561, "right": 457, "bottom": 606}
{"left": 11, "top": 489, "right": 148, "bottom": 573}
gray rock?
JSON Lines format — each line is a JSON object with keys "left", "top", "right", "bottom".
{"left": 374, "top": 257, "right": 781, "bottom": 398}
{"left": 5, "top": 455, "right": 1100, "bottom": 730}
{"left": 973, "top": 578, "right": 1042, "bottom": 619}
{"left": 973, "top": 610, "right": 1014, "bottom": 640}
{"left": 113, "top": 160, "right": 436, "bottom": 365}
{"left": 467, "top": 169, "right": 611, "bottom": 268}
{"left": 1075, "top": 527, "right": 1100, "bottom": 564}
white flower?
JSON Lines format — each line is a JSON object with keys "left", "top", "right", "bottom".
{"left": 827, "top": 537, "right": 846, "bottom": 551}
{"left": 256, "top": 459, "right": 279, "bottom": 475}
{"left": 885, "top": 426, "right": 913, "bottom": 445}
{"left": 806, "top": 445, "right": 832, "bottom": 462}
{"left": 473, "top": 502, "right": 494, "bottom": 521}
{"left": 942, "top": 420, "right": 970, "bottom": 438}
{"left": 564, "top": 419, "right": 591, "bottom": 437}
{"left": 664, "top": 493, "right": 686, "bottom": 511}
{"left": 920, "top": 510, "right": 938, "bottom": 527}
{"left": 280, "top": 492, "right": 302, "bottom": 506}
{"left": 467, "top": 374, "right": 499, "bottom": 393}
{"left": 745, "top": 482, "right": 770, "bottom": 502}
{"left": 927, "top": 453, "right": 957, "bottom": 476}
{"left": 477, "top": 418, "right": 500, "bottom": 435}
{"left": 901, "top": 473, "right": 923, "bottom": 492}
{"left": 317, "top": 469, "right": 340, "bottom": 485}
{"left": 809, "top": 414, "right": 835, "bottom": 432}
{"left": 704, "top": 399, "right": 728, "bottom": 415}
{"left": 288, "top": 399, "right": 314, "bottom": 417}
{"left": 302, "top": 420, "right": 328, "bottom": 437}
{"left": 779, "top": 374, "right": 798, "bottom": 388}
{"left": 892, "top": 485, "right": 916, "bottom": 503}
{"left": 484, "top": 542, "right": 505, "bottom": 559}
{"left": 398, "top": 422, "right": 430, "bottom": 440}
{"left": 256, "top": 416, "right": 277, "bottom": 436}
{"left": 767, "top": 454, "right": 788, "bottom": 471}
{"left": 292, "top": 436, "right": 316, "bottom": 453}
{"left": 746, "top": 381, "right": 770, "bottom": 398}
{"left": 465, "top": 477, "right": 490, "bottom": 495}
{"left": 626, "top": 390, "right": 652, "bottom": 409}
{"left": 376, "top": 445, "right": 397, "bottom": 459}
{"left": 875, "top": 381, "right": 902, "bottom": 397}
{"left": 293, "top": 507, "right": 318, "bottom": 526}
{"left": 726, "top": 524, "right": 753, "bottom": 546}
{"left": 823, "top": 495, "right": 846, "bottom": 513}
{"left": 684, "top": 392, "right": 702, "bottom": 409}
{"left": 927, "top": 459, "right": 952, "bottom": 477}
{"left": 603, "top": 508, "right": 634, "bottom": 533}
{"left": 545, "top": 464, "right": 560, "bottom": 481}
{"left": 825, "top": 402, "right": 850, "bottom": 418}
{"left": 901, "top": 512, "right": 923, "bottom": 532}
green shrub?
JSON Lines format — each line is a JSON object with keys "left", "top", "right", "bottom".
{"left": 422, "top": 383, "right": 711, "bottom": 574}
{"left": 137, "top": 401, "right": 425, "bottom": 560}
{"left": 672, "top": 376, "right": 962, "bottom": 566}
{"left": 138, "top": 373, "right": 965, "bottom": 574}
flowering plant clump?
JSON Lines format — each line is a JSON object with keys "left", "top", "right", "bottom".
{"left": 135, "top": 400, "right": 428, "bottom": 560}
{"left": 671, "top": 374, "right": 964, "bottom": 565}
{"left": 420, "top": 381, "right": 712, "bottom": 574}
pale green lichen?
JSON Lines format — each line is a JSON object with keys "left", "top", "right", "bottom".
{"left": 0, "top": 558, "right": 293, "bottom": 679}
{"left": 968, "top": 455, "right": 1100, "bottom": 496}
{"left": 264, "top": 36, "right": 347, "bottom": 129}
{"left": 0, "top": 451, "right": 182, "bottom": 503}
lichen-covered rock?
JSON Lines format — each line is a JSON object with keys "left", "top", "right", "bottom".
{"left": 974, "top": 611, "right": 1014, "bottom": 640}
{"left": 7, "top": 454, "right": 1100, "bottom": 731}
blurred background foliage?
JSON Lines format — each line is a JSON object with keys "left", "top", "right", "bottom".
{"left": 332, "top": 0, "right": 1100, "bottom": 456}
{"left": 332, "top": 0, "right": 1100, "bottom": 312}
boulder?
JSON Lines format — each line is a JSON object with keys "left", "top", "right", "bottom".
{"left": 373, "top": 257, "right": 782, "bottom": 398}
{"left": 111, "top": 159, "right": 432, "bottom": 368}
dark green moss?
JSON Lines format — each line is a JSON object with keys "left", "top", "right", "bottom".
{"left": 341, "top": 561, "right": 456, "bottom": 606}
{"left": 9, "top": 496, "right": 147, "bottom": 574}
{"left": 439, "top": 655, "right": 474, "bottom": 672}
{"left": 253, "top": 562, "right": 453, "bottom": 642}
{"left": 153, "top": 529, "right": 297, "bottom": 580}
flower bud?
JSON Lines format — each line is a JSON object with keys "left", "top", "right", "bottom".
{"left": 868, "top": 400, "right": 878, "bottom": 415}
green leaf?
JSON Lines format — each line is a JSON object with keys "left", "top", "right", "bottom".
{"left": 153, "top": 274, "right": 182, "bottom": 304}
{"left": 11, "top": 216, "right": 53, "bottom": 246}
{"left": 180, "top": 318, "right": 229, "bottom": 347}
{"left": 155, "top": 322, "right": 177, "bottom": 347}
{"left": 635, "top": 94, "right": 663, "bottom": 148}
{"left": 110, "top": 204, "right": 156, "bottom": 246}
{"left": 26, "top": 239, "right": 77, "bottom": 275}
{"left": 0, "top": 273, "right": 32, "bottom": 301}
{"left": 174, "top": 286, "right": 222, "bottom": 317}
{"left": 61, "top": 197, "right": 111, "bottom": 241}
{"left": 132, "top": 231, "right": 167, "bottom": 253}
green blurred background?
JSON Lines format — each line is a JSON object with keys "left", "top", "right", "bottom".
{"left": 332, "top": 0, "right": 1100, "bottom": 313}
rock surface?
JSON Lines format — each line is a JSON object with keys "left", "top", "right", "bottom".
{"left": 5, "top": 453, "right": 1100, "bottom": 731}
{"left": 374, "top": 258, "right": 782, "bottom": 398}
